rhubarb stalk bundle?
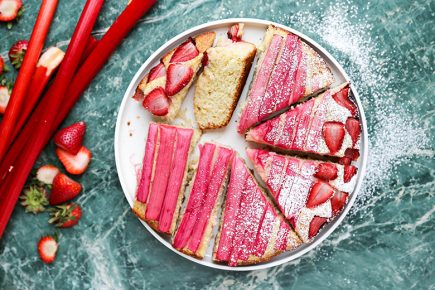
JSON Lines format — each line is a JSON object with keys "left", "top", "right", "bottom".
{"left": 0, "top": 0, "right": 157, "bottom": 238}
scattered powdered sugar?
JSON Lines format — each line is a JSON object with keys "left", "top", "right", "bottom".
{"left": 280, "top": 0, "right": 430, "bottom": 211}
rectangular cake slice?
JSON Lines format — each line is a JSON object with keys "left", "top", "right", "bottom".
{"left": 132, "top": 123, "right": 196, "bottom": 235}
{"left": 247, "top": 148, "right": 358, "bottom": 242}
{"left": 246, "top": 83, "right": 361, "bottom": 159}
{"left": 173, "top": 143, "right": 234, "bottom": 259}
{"left": 238, "top": 25, "right": 335, "bottom": 133}
{"left": 133, "top": 32, "right": 216, "bottom": 121}
{"left": 214, "top": 155, "right": 301, "bottom": 266}
{"left": 194, "top": 23, "right": 257, "bottom": 130}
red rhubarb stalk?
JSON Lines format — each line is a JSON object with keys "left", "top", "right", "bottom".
{"left": 0, "top": 0, "right": 157, "bottom": 237}
{"left": 158, "top": 127, "right": 193, "bottom": 233}
{"left": 80, "top": 35, "right": 99, "bottom": 65}
{"left": 0, "top": 0, "right": 157, "bottom": 188}
{"left": 145, "top": 126, "right": 176, "bottom": 221}
{"left": 0, "top": 0, "right": 58, "bottom": 162}
{"left": 0, "top": 0, "right": 105, "bottom": 238}
{"left": 11, "top": 47, "right": 65, "bottom": 144}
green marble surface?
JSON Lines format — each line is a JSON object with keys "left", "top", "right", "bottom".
{"left": 0, "top": 0, "right": 433, "bottom": 289}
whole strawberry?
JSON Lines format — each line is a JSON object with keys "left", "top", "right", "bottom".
{"left": 49, "top": 173, "right": 82, "bottom": 205}
{"left": 49, "top": 203, "right": 82, "bottom": 228}
{"left": 54, "top": 121, "right": 86, "bottom": 155}
{"left": 9, "top": 39, "right": 28, "bottom": 69}
{"left": 19, "top": 185, "right": 49, "bottom": 213}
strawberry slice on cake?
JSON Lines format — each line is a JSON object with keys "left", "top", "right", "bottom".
{"left": 238, "top": 25, "right": 335, "bottom": 133}
{"left": 173, "top": 143, "right": 234, "bottom": 259}
{"left": 213, "top": 155, "right": 301, "bottom": 266}
{"left": 246, "top": 148, "right": 358, "bottom": 242}
{"left": 132, "top": 123, "right": 198, "bottom": 235}
{"left": 133, "top": 32, "right": 216, "bottom": 121}
{"left": 246, "top": 83, "right": 361, "bottom": 158}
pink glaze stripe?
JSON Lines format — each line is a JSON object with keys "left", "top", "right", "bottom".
{"left": 291, "top": 98, "right": 315, "bottom": 151}
{"left": 145, "top": 126, "right": 177, "bottom": 220}
{"left": 158, "top": 128, "right": 193, "bottom": 233}
{"left": 173, "top": 143, "right": 216, "bottom": 249}
{"left": 136, "top": 123, "right": 158, "bottom": 203}
{"left": 253, "top": 205, "right": 276, "bottom": 257}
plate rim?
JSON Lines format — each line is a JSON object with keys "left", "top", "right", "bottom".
{"left": 114, "top": 17, "right": 368, "bottom": 271}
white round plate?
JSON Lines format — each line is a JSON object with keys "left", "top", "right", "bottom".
{"left": 114, "top": 18, "right": 368, "bottom": 271}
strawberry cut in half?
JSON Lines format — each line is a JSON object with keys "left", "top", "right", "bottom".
{"left": 323, "top": 121, "right": 345, "bottom": 155}
{"left": 165, "top": 63, "right": 193, "bottom": 96}
{"left": 345, "top": 117, "right": 361, "bottom": 146}
{"left": 49, "top": 203, "right": 82, "bottom": 228}
{"left": 38, "top": 235, "right": 58, "bottom": 264}
{"left": 331, "top": 191, "right": 349, "bottom": 216}
{"left": 343, "top": 165, "right": 357, "bottom": 183}
{"left": 8, "top": 39, "right": 28, "bottom": 69}
{"left": 36, "top": 165, "right": 60, "bottom": 185}
{"left": 143, "top": 87, "right": 170, "bottom": 116}
{"left": 169, "top": 38, "right": 199, "bottom": 63}
{"left": 0, "top": 0, "right": 23, "bottom": 23}
{"left": 56, "top": 146, "right": 92, "bottom": 175}
{"left": 332, "top": 85, "right": 357, "bottom": 116}
{"left": 0, "top": 85, "right": 10, "bottom": 114}
{"left": 147, "top": 62, "right": 166, "bottom": 83}
{"left": 49, "top": 173, "right": 82, "bottom": 205}
{"left": 314, "top": 162, "right": 338, "bottom": 181}
{"left": 306, "top": 181, "right": 334, "bottom": 208}
{"left": 308, "top": 216, "right": 327, "bottom": 239}
{"left": 54, "top": 121, "right": 86, "bottom": 155}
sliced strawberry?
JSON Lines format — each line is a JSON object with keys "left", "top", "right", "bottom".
{"left": 323, "top": 121, "right": 345, "bottom": 155}
{"left": 306, "top": 181, "right": 334, "bottom": 208}
{"left": 345, "top": 148, "right": 360, "bottom": 161}
{"left": 227, "top": 23, "right": 243, "bottom": 42}
{"left": 49, "top": 173, "right": 82, "bottom": 205}
{"left": 169, "top": 38, "right": 199, "bottom": 63}
{"left": 332, "top": 86, "right": 357, "bottom": 116}
{"left": 132, "top": 86, "right": 144, "bottom": 101}
{"left": 314, "top": 162, "right": 338, "bottom": 181}
{"left": 147, "top": 61, "right": 166, "bottom": 83}
{"left": 36, "top": 165, "right": 60, "bottom": 185}
{"left": 345, "top": 117, "right": 361, "bottom": 146}
{"left": 56, "top": 146, "right": 92, "bottom": 175}
{"left": 331, "top": 191, "right": 348, "bottom": 215}
{"left": 308, "top": 216, "right": 327, "bottom": 239}
{"left": 165, "top": 63, "right": 194, "bottom": 96}
{"left": 8, "top": 39, "right": 28, "bottom": 69}
{"left": 143, "top": 87, "right": 170, "bottom": 116}
{"left": 0, "top": 85, "right": 10, "bottom": 114}
{"left": 0, "top": 0, "right": 22, "bottom": 22}
{"left": 343, "top": 165, "right": 357, "bottom": 183}
{"left": 54, "top": 121, "right": 86, "bottom": 155}
{"left": 49, "top": 203, "right": 82, "bottom": 228}
{"left": 338, "top": 157, "right": 352, "bottom": 165}
{"left": 38, "top": 235, "right": 58, "bottom": 264}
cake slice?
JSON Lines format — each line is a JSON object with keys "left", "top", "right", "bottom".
{"left": 213, "top": 155, "right": 301, "bottom": 266}
{"left": 133, "top": 32, "right": 216, "bottom": 121}
{"left": 247, "top": 148, "right": 358, "bottom": 242}
{"left": 173, "top": 143, "right": 234, "bottom": 259}
{"left": 246, "top": 83, "right": 361, "bottom": 159}
{"left": 132, "top": 123, "right": 197, "bottom": 235}
{"left": 194, "top": 24, "right": 257, "bottom": 130}
{"left": 238, "top": 25, "right": 335, "bottom": 133}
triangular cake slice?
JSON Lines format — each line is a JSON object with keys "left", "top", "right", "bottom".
{"left": 133, "top": 32, "right": 216, "bottom": 121}
{"left": 194, "top": 24, "right": 257, "bottom": 130}
{"left": 238, "top": 25, "right": 335, "bottom": 133}
{"left": 247, "top": 148, "right": 358, "bottom": 242}
{"left": 214, "top": 155, "right": 301, "bottom": 266}
{"left": 132, "top": 123, "right": 198, "bottom": 235}
{"left": 173, "top": 143, "right": 234, "bottom": 259}
{"left": 246, "top": 83, "right": 361, "bottom": 159}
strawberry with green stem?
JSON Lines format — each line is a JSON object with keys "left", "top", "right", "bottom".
{"left": 19, "top": 185, "right": 49, "bottom": 213}
{"left": 49, "top": 203, "right": 82, "bottom": 228}
{"left": 9, "top": 39, "right": 28, "bottom": 69}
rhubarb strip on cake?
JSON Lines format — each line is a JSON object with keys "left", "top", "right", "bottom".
{"left": 247, "top": 148, "right": 358, "bottom": 242}
{"left": 133, "top": 31, "right": 216, "bottom": 121}
{"left": 238, "top": 25, "right": 335, "bottom": 133}
{"left": 246, "top": 83, "right": 361, "bottom": 159}
{"left": 173, "top": 143, "right": 234, "bottom": 259}
{"left": 132, "top": 123, "right": 197, "bottom": 235}
{"left": 194, "top": 23, "right": 257, "bottom": 130}
{"left": 213, "top": 155, "right": 301, "bottom": 266}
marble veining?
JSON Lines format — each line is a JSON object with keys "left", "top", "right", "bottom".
{"left": 0, "top": 0, "right": 433, "bottom": 289}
